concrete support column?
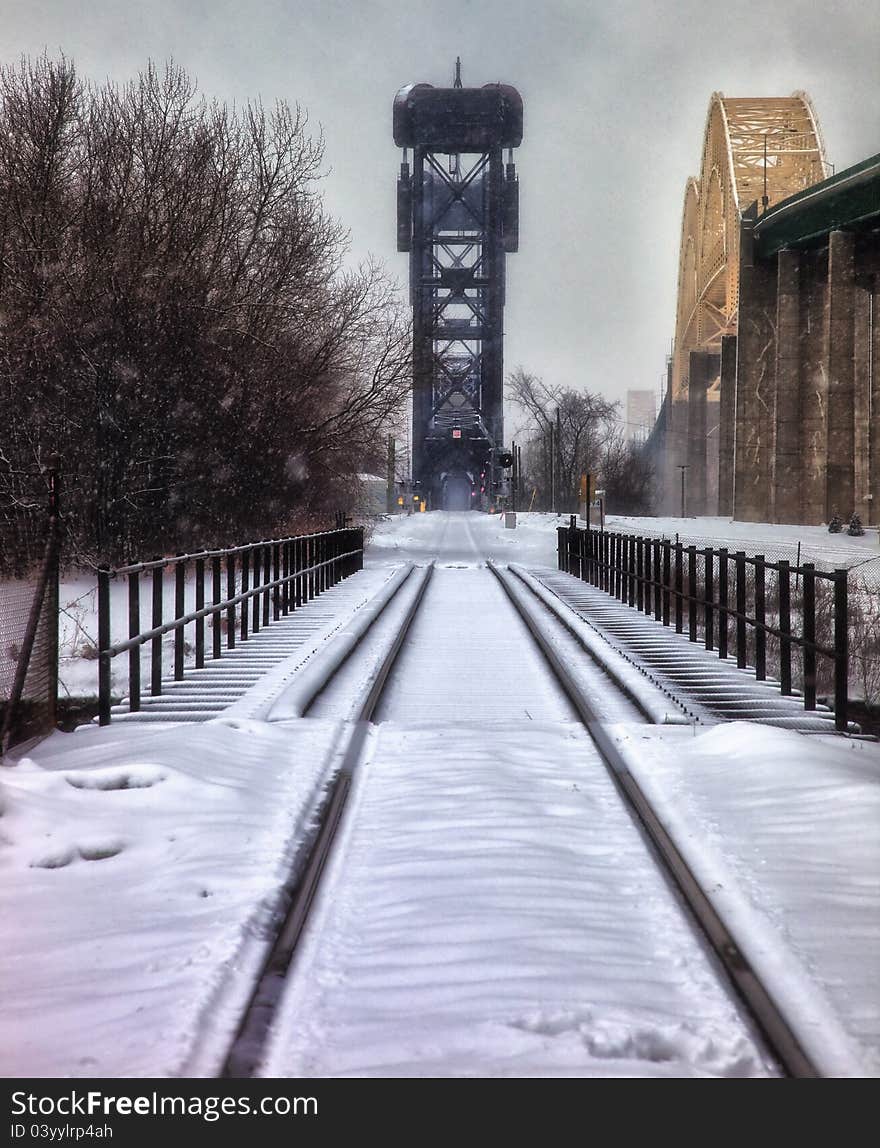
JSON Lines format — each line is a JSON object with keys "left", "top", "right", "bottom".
{"left": 687, "top": 350, "right": 718, "bottom": 517}
{"left": 825, "top": 230, "right": 856, "bottom": 521}
{"left": 717, "top": 334, "right": 736, "bottom": 516}
{"left": 733, "top": 211, "right": 778, "bottom": 522}
{"left": 871, "top": 282, "right": 880, "bottom": 523}
{"left": 854, "top": 280, "right": 872, "bottom": 522}
{"left": 800, "top": 247, "right": 828, "bottom": 524}
{"left": 773, "top": 248, "right": 802, "bottom": 523}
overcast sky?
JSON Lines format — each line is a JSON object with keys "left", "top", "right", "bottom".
{"left": 2, "top": 0, "right": 878, "bottom": 417}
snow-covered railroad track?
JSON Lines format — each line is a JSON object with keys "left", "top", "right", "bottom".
{"left": 216, "top": 559, "right": 821, "bottom": 1078}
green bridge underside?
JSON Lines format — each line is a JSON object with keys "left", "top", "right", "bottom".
{"left": 754, "top": 151, "right": 880, "bottom": 259}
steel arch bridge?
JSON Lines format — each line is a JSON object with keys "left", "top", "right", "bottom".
{"left": 662, "top": 92, "right": 829, "bottom": 512}
{"left": 672, "top": 92, "right": 828, "bottom": 404}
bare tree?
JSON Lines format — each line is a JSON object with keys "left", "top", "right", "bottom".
{"left": 507, "top": 367, "right": 619, "bottom": 510}
{"left": 0, "top": 56, "right": 411, "bottom": 569}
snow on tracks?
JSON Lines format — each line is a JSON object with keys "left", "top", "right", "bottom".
{"left": 260, "top": 722, "right": 771, "bottom": 1077}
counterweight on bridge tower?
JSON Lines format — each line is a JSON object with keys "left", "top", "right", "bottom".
{"left": 393, "top": 72, "right": 523, "bottom": 510}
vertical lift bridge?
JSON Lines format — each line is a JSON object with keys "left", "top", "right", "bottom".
{"left": 394, "top": 63, "right": 523, "bottom": 509}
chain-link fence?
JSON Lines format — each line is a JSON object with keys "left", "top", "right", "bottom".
{"left": 1, "top": 469, "right": 61, "bottom": 757}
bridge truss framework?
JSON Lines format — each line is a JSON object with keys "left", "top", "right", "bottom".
{"left": 394, "top": 71, "right": 522, "bottom": 509}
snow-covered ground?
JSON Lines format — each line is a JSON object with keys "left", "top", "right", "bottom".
{"left": 1, "top": 510, "right": 878, "bottom": 1078}
{"left": 606, "top": 514, "right": 880, "bottom": 574}
{"left": 0, "top": 719, "right": 342, "bottom": 1077}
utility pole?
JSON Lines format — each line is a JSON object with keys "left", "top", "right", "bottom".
{"left": 549, "top": 422, "right": 556, "bottom": 513}
{"left": 511, "top": 439, "right": 517, "bottom": 512}
{"left": 386, "top": 434, "right": 396, "bottom": 513}
{"left": 677, "top": 463, "right": 690, "bottom": 518}
{"left": 556, "top": 407, "right": 563, "bottom": 513}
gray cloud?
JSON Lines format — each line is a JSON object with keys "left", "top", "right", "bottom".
{"left": 1, "top": 0, "right": 877, "bottom": 411}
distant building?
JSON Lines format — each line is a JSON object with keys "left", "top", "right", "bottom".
{"left": 625, "top": 390, "right": 657, "bottom": 443}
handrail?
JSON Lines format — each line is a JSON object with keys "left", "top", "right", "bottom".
{"left": 558, "top": 522, "right": 849, "bottom": 732}
{"left": 97, "top": 527, "right": 364, "bottom": 725}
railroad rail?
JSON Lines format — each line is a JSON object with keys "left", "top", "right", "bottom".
{"left": 206, "top": 558, "right": 822, "bottom": 1079}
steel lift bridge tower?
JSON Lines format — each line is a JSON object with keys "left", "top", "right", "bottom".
{"left": 394, "top": 62, "right": 522, "bottom": 510}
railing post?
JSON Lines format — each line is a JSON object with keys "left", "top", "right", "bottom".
{"left": 590, "top": 530, "right": 597, "bottom": 586}
{"left": 735, "top": 551, "right": 747, "bottom": 668}
{"left": 674, "top": 542, "right": 683, "bottom": 633}
{"left": 573, "top": 527, "right": 580, "bottom": 581}
{"left": 558, "top": 525, "right": 567, "bottom": 573}
{"left": 295, "top": 538, "right": 303, "bottom": 607}
{"left": 152, "top": 563, "right": 163, "bottom": 694}
{"left": 688, "top": 546, "right": 697, "bottom": 642}
{"left": 212, "top": 556, "right": 222, "bottom": 659}
{"left": 282, "top": 541, "right": 290, "bottom": 613}
{"left": 174, "top": 558, "right": 185, "bottom": 681}
{"left": 615, "top": 534, "right": 621, "bottom": 599}
{"left": 195, "top": 558, "right": 205, "bottom": 669}
{"left": 704, "top": 547, "right": 714, "bottom": 651}
{"left": 635, "top": 537, "right": 644, "bottom": 612}
{"left": 718, "top": 549, "right": 728, "bottom": 659}
{"left": 778, "top": 559, "right": 791, "bottom": 694}
{"left": 662, "top": 540, "right": 671, "bottom": 627}
{"left": 803, "top": 563, "right": 816, "bottom": 709}
{"left": 604, "top": 531, "right": 610, "bottom": 594}
{"left": 834, "top": 569, "right": 848, "bottom": 732}
{"left": 754, "top": 555, "right": 766, "bottom": 680}
{"left": 226, "top": 553, "right": 237, "bottom": 650}
{"left": 262, "top": 544, "right": 271, "bottom": 627}
{"left": 128, "top": 571, "right": 140, "bottom": 712}
{"left": 240, "top": 548, "right": 250, "bottom": 641}
{"left": 598, "top": 531, "right": 604, "bottom": 590}
{"left": 653, "top": 539, "right": 661, "bottom": 621}
{"left": 98, "top": 567, "right": 112, "bottom": 726}
{"left": 252, "top": 546, "right": 261, "bottom": 633}
{"left": 274, "top": 543, "right": 281, "bottom": 620}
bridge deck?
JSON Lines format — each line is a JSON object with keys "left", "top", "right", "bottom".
{"left": 109, "top": 566, "right": 400, "bottom": 724}
{"left": 526, "top": 567, "right": 842, "bottom": 733}
{"left": 111, "top": 562, "right": 845, "bottom": 734}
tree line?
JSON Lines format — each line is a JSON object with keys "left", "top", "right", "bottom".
{"left": 507, "top": 368, "right": 653, "bottom": 514}
{"left": 0, "top": 56, "right": 410, "bottom": 571}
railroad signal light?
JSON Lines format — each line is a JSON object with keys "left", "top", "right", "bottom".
{"left": 497, "top": 450, "right": 514, "bottom": 468}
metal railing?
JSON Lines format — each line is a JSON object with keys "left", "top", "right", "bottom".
{"left": 558, "top": 521, "right": 849, "bottom": 732}
{"left": 97, "top": 527, "right": 364, "bottom": 725}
